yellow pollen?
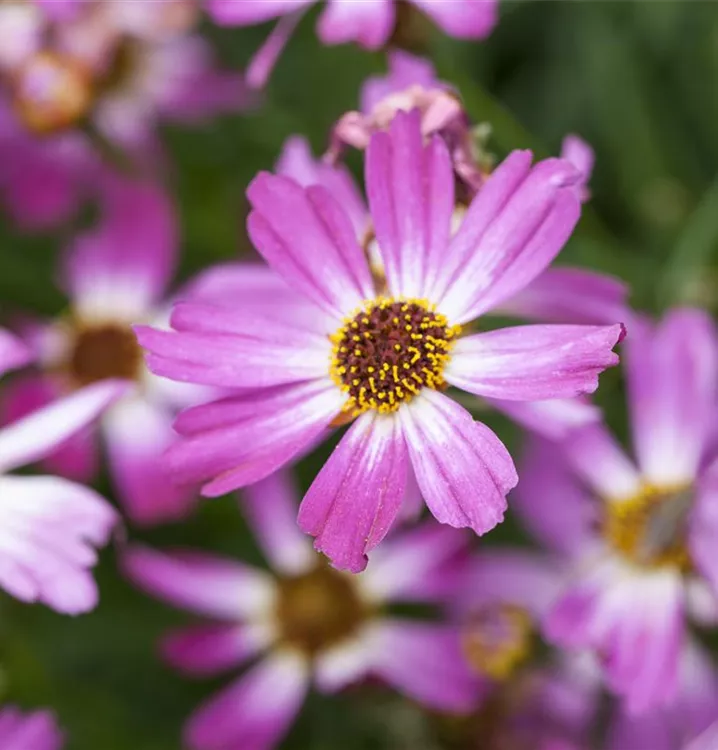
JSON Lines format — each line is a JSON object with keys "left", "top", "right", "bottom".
{"left": 462, "top": 605, "right": 534, "bottom": 681}
{"left": 604, "top": 485, "right": 693, "bottom": 571}
{"left": 329, "top": 298, "right": 460, "bottom": 416}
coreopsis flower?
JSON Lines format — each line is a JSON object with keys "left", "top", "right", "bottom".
{"left": 0, "top": 706, "right": 64, "bottom": 749}
{"left": 136, "top": 110, "right": 624, "bottom": 571}
{"left": 6, "top": 173, "right": 206, "bottom": 525}
{"left": 0, "top": 327, "right": 124, "bottom": 613}
{"left": 277, "top": 133, "right": 626, "bottom": 440}
{"left": 123, "top": 471, "right": 478, "bottom": 750}
{"left": 513, "top": 308, "right": 718, "bottom": 712}
{"left": 207, "top": 0, "right": 498, "bottom": 88}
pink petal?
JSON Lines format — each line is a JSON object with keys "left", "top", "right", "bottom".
{"left": 561, "top": 134, "right": 595, "bottom": 203}
{"left": 359, "top": 522, "right": 470, "bottom": 603}
{"left": 168, "top": 380, "right": 345, "bottom": 495}
{"left": 313, "top": 632, "right": 375, "bottom": 692}
{"left": 687, "top": 724, "right": 718, "bottom": 750}
{"left": 298, "top": 411, "right": 408, "bottom": 573}
{"left": 445, "top": 324, "right": 624, "bottom": 401}
{"left": 61, "top": 172, "right": 178, "bottom": 320}
{"left": 0, "top": 380, "right": 130, "bottom": 474}
{"left": 625, "top": 309, "right": 718, "bottom": 487}
{"left": 121, "top": 545, "right": 274, "bottom": 620}
{"left": 0, "top": 706, "right": 64, "bottom": 750}
{"left": 366, "top": 110, "right": 454, "bottom": 299}
{"left": 398, "top": 390, "right": 516, "bottom": 535}
{"left": 487, "top": 396, "right": 601, "bottom": 442}
{"left": 0, "top": 328, "right": 32, "bottom": 378}
{"left": 562, "top": 424, "right": 643, "bottom": 501}
{"left": 545, "top": 560, "right": 684, "bottom": 713}
{"left": 242, "top": 471, "right": 314, "bottom": 575}
{"left": 207, "top": 0, "right": 314, "bottom": 25}
{"left": 690, "top": 463, "right": 718, "bottom": 601}
{"left": 317, "top": 0, "right": 394, "bottom": 50}
{"left": 161, "top": 623, "right": 268, "bottom": 677}
{"left": 247, "top": 172, "right": 373, "bottom": 319}
{"left": 0, "top": 475, "right": 116, "bottom": 614}
{"left": 135, "top": 316, "right": 330, "bottom": 390}
{"left": 410, "top": 0, "right": 498, "bottom": 39}
{"left": 369, "top": 619, "right": 480, "bottom": 711}
{"left": 435, "top": 153, "right": 582, "bottom": 324}
{"left": 246, "top": 11, "right": 304, "bottom": 89}
{"left": 495, "top": 266, "right": 629, "bottom": 325}
{"left": 185, "top": 651, "right": 309, "bottom": 750}
{"left": 104, "top": 397, "right": 197, "bottom": 526}
{"left": 513, "top": 437, "right": 599, "bottom": 557}
{"left": 2, "top": 374, "right": 98, "bottom": 483}
{"left": 275, "top": 136, "right": 368, "bottom": 239}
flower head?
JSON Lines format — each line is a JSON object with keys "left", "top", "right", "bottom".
{"left": 137, "top": 109, "right": 623, "bottom": 572}
{"left": 7, "top": 172, "right": 210, "bottom": 525}
{"left": 513, "top": 308, "right": 718, "bottom": 712}
{"left": 123, "top": 470, "right": 477, "bottom": 750}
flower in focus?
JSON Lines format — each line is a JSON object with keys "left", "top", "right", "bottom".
{"left": 123, "top": 470, "right": 477, "bottom": 750}
{"left": 207, "top": 0, "right": 498, "bottom": 88}
{"left": 0, "top": 327, "right": 124, "bottom": 613}
{"left": 0, "top": 705, "right": 64, "bottom": 749}
{"left": 6, "top": 173, "right": 207, "bottom": 526}
{"left": 278, "top": 131, "right": 627, "bottom": 441}
{"left": 513, "top": 308, "right": 718, "bottom": 711}
{"left": 137, "top": 109, "right": 624, "bottom": 571}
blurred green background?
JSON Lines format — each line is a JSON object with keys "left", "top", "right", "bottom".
{"left": 1, "top": 1, "right": 718, "bottom": 748}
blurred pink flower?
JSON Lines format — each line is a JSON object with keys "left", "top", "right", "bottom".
{"left": 6, "top": 173, "right": 210, "bottom": 526}
{"left": 514, "top": 308, "right": 718, "bottom": 712}
{"left": 0, "top": 706, "right": 64, "bottom": 749}
{"left": 329, "top": 50, "right": 485, "bottom": 195}
{"left": 207, "top": 0, "right": 498, "bottom": 88}
{"left": 123, "top": 470, "right": 478, "bottom": 750}
{"left": 137, "top": 110, "right": 623, "bottom": 572}
{"left": 0, "top": 329, "right": 124, "bottom": 613}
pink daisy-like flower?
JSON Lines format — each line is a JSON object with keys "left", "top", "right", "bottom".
{"left": 136, "top": 109, "right": 624, "bottom": 572}
{"left": 6, "top": 172, "right": 208, "bottom": 526}
{"left": 513, "top": 308, "right": 718, "bottom": 712}
{"left": 0, "top": 327, "right": 124, "bottom": 614}
{"left": 123, "top": 470, "right": 478, "bottom": 750}
{"left": 0, "top": 706, "right": 64, "bottom": 749}
{"left": 207, "top": 0, "right": 498, "bottom": 88}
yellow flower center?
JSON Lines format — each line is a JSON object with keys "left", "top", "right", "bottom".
{"left": 461, "top": 605, "right": 534, "bottom": 682}
{"left": 330, "top": 297, "right": 460, "bottom": 416}
{"left": 68, "top": 323, "right": 143, "bottom": 386}
{"left": 12, "top": 52, "right": 93, "bottom": 134}
{"left": 603, "top": 485, "right": 693, "bottom": 571}
{"left": 275, "top": 563, "right": 369, "bottom": 657}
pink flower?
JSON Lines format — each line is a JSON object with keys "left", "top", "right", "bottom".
{"left": 0, "top": 706, "right": 64, "bottom": 749}
{"left": 0, "top": 1, "right": 249, "bottom": 229}
{"left": 7, "top": 172, "right": 209, "bottom": 526}
{"left": 0, "top": 327, "right": 124, "bottom": 613}
{"left": 123, "top": 471, "right": 478, "bottom": 750}
{"left": 328, "top": 50, "right": 485, "bottom": 195}
{"left": 207, "top": 0, "right": 498, "bottom": 88}
{"left": 137, "top": 110, "right": 624, "bottom": 572}
{"left": 514, "top": 308, "right": 718, "bottom": 712}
